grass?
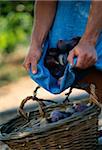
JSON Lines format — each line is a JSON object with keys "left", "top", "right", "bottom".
{"left": 0, "top": 47, "right": 28, "bottom": 87}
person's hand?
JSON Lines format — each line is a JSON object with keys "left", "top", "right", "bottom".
{"left": 67, "top": 41, "right": 97, "bottom": 69}
{"left": 23, "top": 43, "right": 42, "bottom": 74}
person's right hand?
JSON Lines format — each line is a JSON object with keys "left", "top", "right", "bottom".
{"left": 23, "top": 43, "right": 42, "bottom": 74}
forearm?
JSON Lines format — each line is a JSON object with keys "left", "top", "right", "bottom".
{"left": 81, "top": 0, "right": 102, "bottom": 46}
{"left": 31, "top": 1, "right": 57, "bottom": 48}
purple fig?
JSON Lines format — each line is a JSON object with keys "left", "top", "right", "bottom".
{"left": 74, "top": 104, "right": 88, "bottom": 112}
{"left": 50, "top": 110, "right": 71, "bottom": 123}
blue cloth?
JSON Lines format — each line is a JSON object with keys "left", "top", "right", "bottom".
{"left": 29, "top": 1, "right": 102, "bottom": 94}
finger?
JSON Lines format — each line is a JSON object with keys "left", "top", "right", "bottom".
{"left": 88, "top": 53, "right": 97, "bottom": 66}
{"left": 31, "top": 61, "right": 37, "bottom": 74}
{"left": 76, "top": 55, "right": 94, "bottom": 69}
{"left": 76, "top": 55, "right": 86, "bottom": 69}
{"left": 25, "top": 63, "right": 30, "bottom": 71}
{"left": 23, "top": 61, "right": 30, "bottom": 71}
{"left": 31, "top": 56, "right": 40, "bottom": 74}
{"left": 84, "top": 56, "right": 97, "bottom": 68}
{"left": 81, "top": 54, "right": 97, "bottom": 69}
{"left": 67, "top": 50, "right": 75, "bottom": 66}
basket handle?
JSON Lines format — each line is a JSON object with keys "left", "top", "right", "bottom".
{"left": 18, "top": 86, "right": 57, "bottom": 120}
{"left": 89, "top": 84, "right": 102, "bottom": 107}
{"left": 63, "top": 83, "right": 101, "bottom": 108}
{"left": 19, "top": 84, "right": 101, "bottom": 120}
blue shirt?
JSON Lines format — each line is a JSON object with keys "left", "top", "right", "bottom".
{"left": 29, "top": 1, "right": 102, "bottom": 94}
{"left": 49, "top": 0, "right": 102, "bottom": 70}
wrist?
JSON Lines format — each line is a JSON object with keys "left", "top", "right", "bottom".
{"left": 81, "top": 30, "right": 99, "bottom": 46}
{"left": 31, "top": 35, "right": 42, "bottom": 48}
{"left": 29, "top": 38, "right": 42, "bottom": 52}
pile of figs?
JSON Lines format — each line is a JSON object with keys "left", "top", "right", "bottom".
{"left": 44, "top": 37, "right": 81, "bottom": 79}
{"left": 48, "top": 103, "right": 89, "bottom": 123}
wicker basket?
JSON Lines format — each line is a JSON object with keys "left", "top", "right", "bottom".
{"left": 0, "top": 85, "right": 101, "bottom": 150}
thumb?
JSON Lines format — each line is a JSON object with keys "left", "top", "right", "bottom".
{"left": 31, "top": 51, "right": 41, "bottom": 74}
{"left": 31, "top": 58, "right": 38, "bottom": 74}
{"left": 67, "top": 50, "right": 75, "bottom": 66}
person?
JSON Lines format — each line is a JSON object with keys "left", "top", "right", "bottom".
{"left": 23, "top": 0, "right": 102, "bottom": 73}
{"left": 23, "top": 1, "right": 102, "bottom": 100}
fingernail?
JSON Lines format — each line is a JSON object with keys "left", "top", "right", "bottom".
{"left": 32, "top": 70, "right": 37, "bottom": 74}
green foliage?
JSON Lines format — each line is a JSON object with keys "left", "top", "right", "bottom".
{"left": 0, "top": 1, "right": 34, "bottom": 54}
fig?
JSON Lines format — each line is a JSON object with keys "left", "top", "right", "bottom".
{"left": 50, "top": 110, "right": 71, "bottom": 122}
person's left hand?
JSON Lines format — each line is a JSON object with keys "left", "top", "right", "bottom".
{"left": 67, "top": 41, "right": 97, "bottom": 69}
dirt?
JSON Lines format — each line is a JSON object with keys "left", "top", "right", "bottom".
{"left": 0, "top": 75, "right": 91, "bottom": 113}
{"left": 0, "top": 76, "right": 66, "bottom": 112}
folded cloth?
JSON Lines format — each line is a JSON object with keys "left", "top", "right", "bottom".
{"left": 29, "top": 37, "right": 87, "bottom": 94}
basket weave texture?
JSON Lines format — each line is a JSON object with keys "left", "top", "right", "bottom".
{"left": 0, "top": 87, "right": 101, "bottom": 150}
